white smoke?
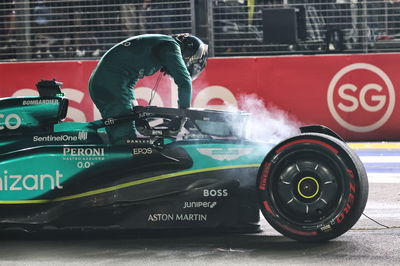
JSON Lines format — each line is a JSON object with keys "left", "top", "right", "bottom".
{"left": 232, "top": 94, "right": 301, "bottom": 143}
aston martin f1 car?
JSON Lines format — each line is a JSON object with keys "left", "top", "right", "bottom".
{"left": 0, "top": 80, "right": 368, "bottom": 242}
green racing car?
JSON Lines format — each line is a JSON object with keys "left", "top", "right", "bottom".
{"left": 0, "top": 80, "right": 368, "bottom": 242}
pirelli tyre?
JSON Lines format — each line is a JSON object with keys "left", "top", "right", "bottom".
{"left": 257, "top": 133, "right": 368, "bottom": 242}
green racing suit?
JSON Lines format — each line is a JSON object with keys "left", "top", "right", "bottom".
{"left": 88, "top": 34, "right": 192, "bottom": 144}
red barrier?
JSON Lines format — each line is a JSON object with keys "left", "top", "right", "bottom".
{"left": 1, "top": 53, "right": 399, "bottom": 141}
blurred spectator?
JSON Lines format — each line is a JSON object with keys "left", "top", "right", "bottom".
{"left": 31, "top": 0, "right": 54, "bottom": 58}
{"left": 213, "top": 0, "right": 251, "bottom": 54}
{"left": 70, "top": 0, "right": 102, "bottom": 57}
{"left": 0, "top": 1, "right": 16, "bottom": 59}
{"left": 365, "top": 0, "right": 385, "bottom": 42}
{"left": 100, "top": 0, "right": 124, "bottom": 50}
{"left": 145, "top": 0, "right": 173, "bottom": 34}
{"left": 121, "top": 0, "right": 147, "bottom": 37}
{"left": 49, "top": 0, "right": 75, "bottom": 58}
{"left": 387, "top": 0, "right": 400, "bottom": 35}
{"left": 169, "top": 0, "right": 191, "bottom": 34}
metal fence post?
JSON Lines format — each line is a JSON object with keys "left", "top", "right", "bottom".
{"left": 191, "top": 0, "right": 196, "bottom": 35}
{"left": 207, "top": 0, "right": 215, "bottom": 57}
{"left": 362, "top": 0, "right": 368, "bottom": 53}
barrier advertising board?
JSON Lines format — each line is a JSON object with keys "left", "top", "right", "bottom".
{"left": 1, "top": 53, "right": 399, "bottom": 140}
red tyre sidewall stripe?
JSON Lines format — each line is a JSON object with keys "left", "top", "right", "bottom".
{"left": 258, "top": 162, "right": 271, "bottom": 190}
{"left": 263, "top": 200, "right": 276, "bottom": 217}
{"left": 279, "top": 223, "right": 318, "bottom": 236}
{"left": 275, "top": 139, "right": 339, "bottom": 154}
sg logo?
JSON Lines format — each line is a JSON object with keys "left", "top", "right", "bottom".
{"left": 337, "top": 83, "right": 386, "bottom": 113}
{"left": 327, "top": 63, "right": 395, "bottom": 133}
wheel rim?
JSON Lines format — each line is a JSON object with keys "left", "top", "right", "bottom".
{"left": 270, "top": 149, "right": 345, "bottom": 225}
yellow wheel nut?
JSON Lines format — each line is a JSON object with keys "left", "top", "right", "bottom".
{"left": 297, "top": 176, "right": 320, "bottom": 199}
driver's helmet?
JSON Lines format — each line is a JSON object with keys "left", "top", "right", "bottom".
{"left": 173, "top": 34, "right": 208, "bottom": 80}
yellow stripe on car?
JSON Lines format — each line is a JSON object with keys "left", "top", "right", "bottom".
{"left": 0, "top": 164, "right": 260, "bottom": 204}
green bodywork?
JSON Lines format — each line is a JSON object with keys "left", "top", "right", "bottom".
{"left": 0, "top": 96, "right": 271, "bottom": 203}
{"left": 0, "top": 141, "right": 269, "bottom": 202}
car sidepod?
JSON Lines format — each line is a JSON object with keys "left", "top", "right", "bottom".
{"left": 122, "top": 141, "right": 272, "bottom": 231}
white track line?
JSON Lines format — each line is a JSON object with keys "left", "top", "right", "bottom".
{"left": 367, "top": 173, "right": 400, "bottom": 183}
{"left": 360, "top": 156, "right": 400, "bottom": 163}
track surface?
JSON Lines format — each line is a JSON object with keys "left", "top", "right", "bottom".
{"left": 0, "top": 142, "right": 399, "bottom": 265}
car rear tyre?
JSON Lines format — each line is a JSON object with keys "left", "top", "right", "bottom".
{"left": 257, "top": 133, "right": 368, "bottom": 242}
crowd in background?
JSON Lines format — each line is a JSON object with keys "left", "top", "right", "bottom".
{"left": 213, "top": 0, "right": 400, "bottom": 54}
{"left": 1, "top": 0, "right": 400, "bottom": 60}
{"left": 0, "top": 0, "right": 190, "bottom": 60}
{"left": 0, "top": 1, "right": 15, "bottom": 58}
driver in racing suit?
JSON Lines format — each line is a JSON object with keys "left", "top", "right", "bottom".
{"left": 88, "top": 33, "right": 208, "bottom": 144}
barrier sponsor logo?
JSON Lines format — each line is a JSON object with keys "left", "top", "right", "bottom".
{"left": 327, "top": 63, "right": 395, "bottom": 132}
{"left": 0, "top": 113, "right": 22, "bottom": 130}
{"left": 4, "top": 56, "right": 400, "bottom": 140}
